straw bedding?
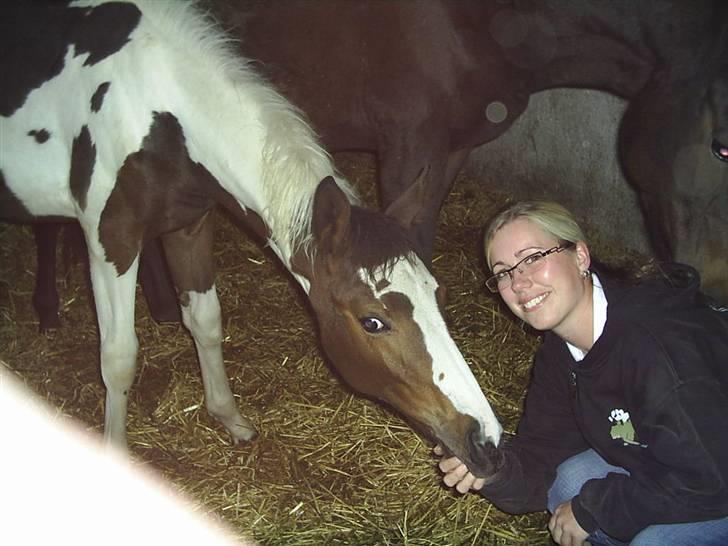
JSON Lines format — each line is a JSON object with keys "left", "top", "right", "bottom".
{"left": 0, "top": 153, "right": 645, "bottom": 545}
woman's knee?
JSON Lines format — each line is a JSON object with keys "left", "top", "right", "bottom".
{"left": 548, "top": 450, "right": 594, "bottom": 511}
{"left": 547, "top": 450, "right": 627, "bottom": 513}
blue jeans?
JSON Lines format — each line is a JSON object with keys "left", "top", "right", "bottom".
{"left": 546, "top": 449, "right": 728, "bottom": 545}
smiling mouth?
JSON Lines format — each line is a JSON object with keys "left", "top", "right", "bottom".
{"left": 522, "top": 292, "right": 548, "bottom": 310}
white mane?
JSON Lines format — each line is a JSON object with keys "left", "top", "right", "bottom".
{"left": 89, "top": 0, "right": 359, "bottom": 257}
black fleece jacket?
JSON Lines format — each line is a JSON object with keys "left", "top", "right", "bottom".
{"left": 481, "top": 264, "right": 728, "bottom": 542}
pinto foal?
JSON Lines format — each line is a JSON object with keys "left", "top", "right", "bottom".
{"left": 0, "top": 0, "right": 502, "bottom": 477}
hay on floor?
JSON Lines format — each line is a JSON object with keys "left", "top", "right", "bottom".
{"left": 1, "top": 153, "right": 648, "bottom": 545}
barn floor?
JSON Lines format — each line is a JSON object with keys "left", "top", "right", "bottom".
{"left": 0, "top": 152, "right": 642, "bottom": 545}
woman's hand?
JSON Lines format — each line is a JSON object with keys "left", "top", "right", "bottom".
{"left": 548, "top": 500, "right": 589, "bottom": 546}
{"left": 433, "top": 444, "right": 487, "bottom": 494}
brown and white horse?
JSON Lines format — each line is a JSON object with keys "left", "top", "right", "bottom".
{"left": 0, "top": 0, "right": 501, "bottom": 476}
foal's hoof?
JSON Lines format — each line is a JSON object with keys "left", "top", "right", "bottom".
{"left": 231, "top": 425, "right": 258, "bottom": 445}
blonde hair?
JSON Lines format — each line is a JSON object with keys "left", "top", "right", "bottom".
{"left": 484, "top": 201, "right": 587, "bottom": 269}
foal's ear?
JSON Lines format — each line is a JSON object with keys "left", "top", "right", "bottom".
{"left": 312, "top": 176, "right": 351, "bottom": 255}
{"left": 384, "top": 166, "right": 429, "bottom": 230}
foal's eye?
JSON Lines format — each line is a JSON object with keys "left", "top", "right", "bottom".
{"left": 359, "top": 316, "right": 390, "bottom": 334}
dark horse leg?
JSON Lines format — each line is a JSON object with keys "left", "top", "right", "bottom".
{"left": 138, "top": 238, "right": 181, "bottom": 323}
{"left": 32, "top": 223, "right": 62, "bottom": 331}
{"left": 377, "top": 132, "right": 472, "bottom": 263}
{"left": 375, "top": 88, "right": 529, "bottom": 263}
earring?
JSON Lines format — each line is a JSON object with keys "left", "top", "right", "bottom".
{"left": 581, "top": 269, "right": 590, "bottom": 279}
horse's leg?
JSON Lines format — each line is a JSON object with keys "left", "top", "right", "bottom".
{"left": 139, "top": 237, "right": 181, "bottom": 323}
{"left": 447, "top": 147, "right": 472, "bottom": 178}
{"left": 85, "top": 244, "right": 140, "bottom": 450}
{"left": 32, "top": 223, "right": 62, "bottom": 331}
{"left": 161, "top": 212, "right": 256, "bottom": 444}
{"left": 378, "top": 137, "right": 469, "bottom": 263}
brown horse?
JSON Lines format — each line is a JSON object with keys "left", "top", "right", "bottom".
{"left": 213, "top": 0, "right": 728, "bottom": 301}
{"left": 1, "top": 0, "right": 503, "bottom": 476}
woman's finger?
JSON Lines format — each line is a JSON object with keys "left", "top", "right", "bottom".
{"left": 455, "top": 472, "right": 476, "bottom": 494}
{"left": 442, "top": 464, "right": 469, "bottom": 487}
{"left": 438, "top": 456, "right": 464, "bottom": 473}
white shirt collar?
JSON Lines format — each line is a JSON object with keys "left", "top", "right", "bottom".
{"left": 567, "top": 273, "right": 607, "bottom": 362}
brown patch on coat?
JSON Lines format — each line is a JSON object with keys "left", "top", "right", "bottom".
{"left": 28, "top": 129, "right": 50, "bottom": 143}
{"left": 161, "top": 210, "right": 215, "bottom": 295}
{"left": 69, "top": 125, "right": 95, "bottom": 211}
{"left": 98, "top": 112, "right": 216, "bottom": 275}
{"left": 90, "top": 82, "right": 111, "bottom": 113}
{"left": 199, "top": 175, "right": 271, "bottom": 243}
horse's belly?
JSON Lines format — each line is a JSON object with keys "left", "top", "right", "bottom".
{"left": 0, "top": 129, "right": 77, "bottom": 220}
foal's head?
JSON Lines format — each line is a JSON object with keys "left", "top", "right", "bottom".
{"left": 293, "top": 177, "right": 502, "bottom": 477}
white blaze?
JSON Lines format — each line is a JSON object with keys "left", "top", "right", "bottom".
{"left": 360, "top": 255, "right": 503, "bottom": 444}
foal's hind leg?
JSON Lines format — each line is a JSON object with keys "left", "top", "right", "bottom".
{"left": 161, "top": 212, "right": 256, "bottom": 444}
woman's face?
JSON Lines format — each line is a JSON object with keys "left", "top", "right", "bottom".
{"left": 488, "top": 218, "right": 591, "bottom": 336}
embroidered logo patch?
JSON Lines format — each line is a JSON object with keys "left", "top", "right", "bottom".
{"left": 608, "top": 408, "right": 647, "bottom": 448}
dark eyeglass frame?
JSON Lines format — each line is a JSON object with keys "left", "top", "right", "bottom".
{"left": 485, "top": 241, "right": 575, "bottom": 293}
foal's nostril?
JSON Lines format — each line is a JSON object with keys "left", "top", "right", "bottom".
{"left": 467, "top": 424, "right": 502, "bottom": 475}
{"left": 468, "top": 425, "right": 491, "bottom": 458}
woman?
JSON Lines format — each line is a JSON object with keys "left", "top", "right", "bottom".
{"left": 436, "top": 201, "right": 728, "bottom": 545}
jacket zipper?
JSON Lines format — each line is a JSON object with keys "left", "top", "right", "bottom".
{"left": 570, "top": 368, "right": 586, "bottom": 434}
{"left": 570, "top": 369, "right": 578, "bottom": 398}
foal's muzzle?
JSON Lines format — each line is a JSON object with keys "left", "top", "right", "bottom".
{"left": 467, "top": 423, "right": 504, "bottom": 479}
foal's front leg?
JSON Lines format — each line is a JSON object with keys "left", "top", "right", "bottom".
{"left": 162, "top": 212, "right": 256, "bottom": 444}
{"left": 86, "top": 249, "right": 140, "bottom": 450}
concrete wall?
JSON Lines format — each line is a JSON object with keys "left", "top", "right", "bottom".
{"left": 466, "top": 89, "right": 652, "bottom": 254}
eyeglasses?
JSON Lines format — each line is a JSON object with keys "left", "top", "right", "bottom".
{"left": 485, "top": 242, "right": 575, "bottom": 293}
